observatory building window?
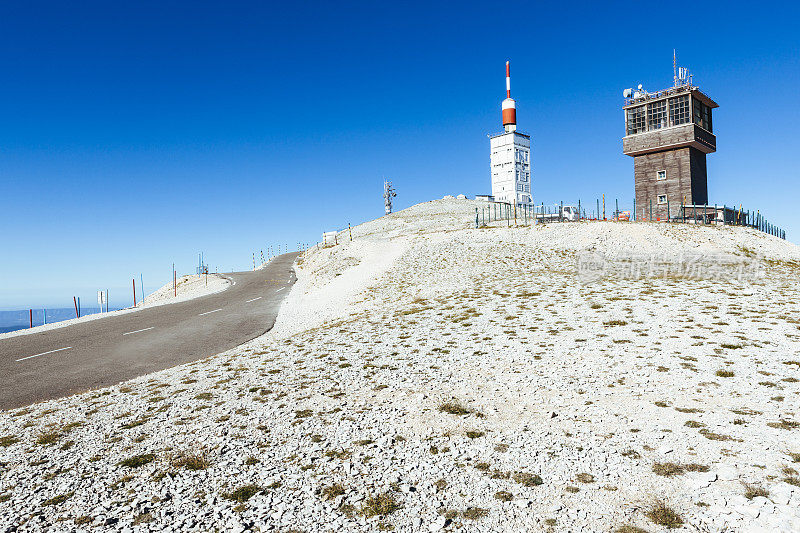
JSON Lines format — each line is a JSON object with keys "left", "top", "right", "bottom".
{"left": 626, "top": 106, "right": 646, "bottom": 135}
{"left": 657, "top": 170, "right": 666, "bottom": 181}
{"left": 657, "top": 195, "right": 667, "bottom": 205}
{"left": 693, "top": 98, "right": 713, "bottom": 132}
{"left": 647, "top": 100, "right": 667, "bottom": 130}
{"left": 669, "top": 95, "right": 690, "bottom": 126}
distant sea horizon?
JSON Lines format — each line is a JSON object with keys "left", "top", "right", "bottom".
{"left": 0, "top": 307, "right": 123, "bottom": 334}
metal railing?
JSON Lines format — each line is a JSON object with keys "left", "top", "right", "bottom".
{"left": 471, "top": 198, "right": 786, "bottom": 240}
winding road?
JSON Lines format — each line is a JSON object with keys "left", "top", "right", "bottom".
{"left": 0, "top": 252, "right": 299, "bottom": 410}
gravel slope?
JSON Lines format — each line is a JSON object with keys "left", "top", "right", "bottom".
{"left": 1, "top": 199, "right": 799, "bottom": 532}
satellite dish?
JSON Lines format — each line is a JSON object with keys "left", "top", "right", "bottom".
{"left": 633, "top": 91, "right": 641, "bottom": 99}
{"left": 637, "top": 84, "right": 643, "bottom": 90}
{"left": 623, "top": 88, "right": 633, "bottom": 98}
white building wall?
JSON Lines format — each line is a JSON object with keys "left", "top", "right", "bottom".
{"left": 489, "top": 132, "right": 531, "bottom": 207}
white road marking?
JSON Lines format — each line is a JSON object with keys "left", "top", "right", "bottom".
{"left": 276, "top": 287, "right": 285, "bottom": 292}
{"left": 198, "top": 308, "right": 222, "bottom": 316}
{"left": 122, "top": 327, "right": 154, "bottom": 336}
{"left": 17, "top": 346, "right": 72, "bottom": 362}
{"left": 246, "top": 297, "right": 262, "bottom": 303}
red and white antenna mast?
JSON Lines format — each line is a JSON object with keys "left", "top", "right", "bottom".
{"left": 502, "top": 60, "right": 517, "bottom": 132}
{"left": 506, "top": 60, "right": 511, "bottom": 98}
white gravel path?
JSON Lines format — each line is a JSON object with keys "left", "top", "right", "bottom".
{"left": 1, "top": 199, "right": 799, "bottom": 532}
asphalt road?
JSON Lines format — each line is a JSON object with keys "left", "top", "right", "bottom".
{"left": 0, "top": 252, "right": 300, "bottom": 410}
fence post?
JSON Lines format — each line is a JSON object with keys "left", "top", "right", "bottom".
{"left": 475, "top": 208, "right": 478, "bottom": 228}
{"left": 578, "top": 200, "right": 581, "bottom": 221}
{"left": 666, "top": 199, "right": 670, "bottom": 222}
{"left": 596, "top": 199, "right": 600, "bottom": 221}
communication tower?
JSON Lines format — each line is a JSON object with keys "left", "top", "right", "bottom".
{"left": 488, "top": 61, "right": 531, "bottom": 208}
{"left": 383, "top": 179, "right": 396, "bottom": 215}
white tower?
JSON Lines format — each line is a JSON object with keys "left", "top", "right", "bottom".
{"left": 489, "top": 61, "right": 531, "bottom": 208}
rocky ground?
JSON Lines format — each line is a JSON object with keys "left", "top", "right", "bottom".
{"left": 1, "top": 199, "right": 799, "bottom": 532}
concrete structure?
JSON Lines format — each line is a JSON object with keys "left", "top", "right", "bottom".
{"left": 489, "top": 61, "right": 531, "bottom": 208}
{"left": 622, "top": 57, "right": 717, "bottom": 221}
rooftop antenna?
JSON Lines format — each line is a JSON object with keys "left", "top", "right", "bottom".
{"left": 383, "top": 179, "right": 397, "bottom": 215}
{"left": 673, "top": 49, "right": 677, "bottom": 87}
{"left": 502, "top": 60, "right": 517, "bottom": 132}
{"left": 673, "top": 50, "right": 691, "bottom": 87}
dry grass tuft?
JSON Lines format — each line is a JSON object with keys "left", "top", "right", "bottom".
{"left": 171, "top": 451, "right": 211, "bottom": 471}
{"left": 223, "top": 484, "right": 262, "bottom": 503}
{"left": 512, "top": 471, "right": 543, "bottom": 487}
{"left": 646, "top": 501, "right": 684, "bottom": 529}
{"left": 462, "top": 507, "right": 489, "bottom": 520}
{"left": 321, "top": 483, "right": 346, "bottom": 500}
{"left": 118, "top": 454, "right": 155, "bottom": 468}
{"left": 360, "top": 492, "right": 401, "bottom": 517}
{"left": 743, "top": 483, "right": 769, "bottom": 500}
{"left": 438, "top": 401, "right": 475, "bottom": 416}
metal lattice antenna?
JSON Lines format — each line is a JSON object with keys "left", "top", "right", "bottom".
{"left": 383, "top": 179, "right": 397, "bottom": 215}
{"left": 673, "top": 49, "right": 677, "bottom": 87}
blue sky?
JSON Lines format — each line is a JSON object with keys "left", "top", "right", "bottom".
{"left": 1, "top": 1, "right": 798, "bottom": 309}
